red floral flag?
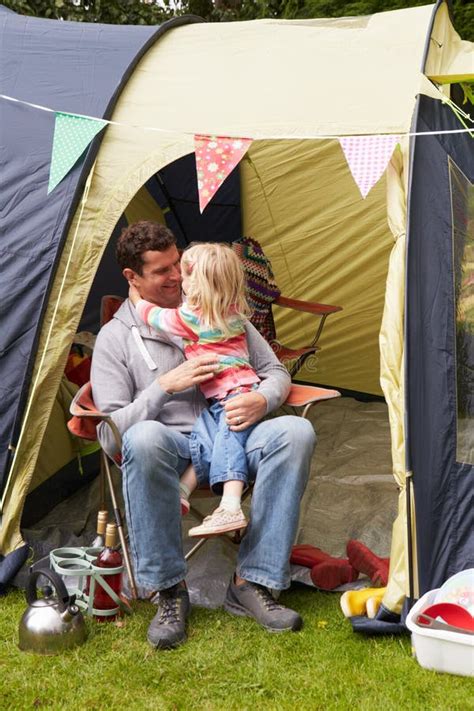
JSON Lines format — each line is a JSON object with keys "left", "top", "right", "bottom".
{"left": 339, "top": 135, "right": 401, "bottom": 199}
{"left": 194, "top": 135, "right": 252, "bottom": 213}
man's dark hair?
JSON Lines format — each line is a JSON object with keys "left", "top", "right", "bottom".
{"left": 116, "top": 221, "right": 177, "bottom": 274}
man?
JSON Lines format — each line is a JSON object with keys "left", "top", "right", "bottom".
{"left": 91, "top": 221, "right": 316, "bottom": 649}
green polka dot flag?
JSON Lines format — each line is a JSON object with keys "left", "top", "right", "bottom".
{"left": 47, "top": 112, "right": 107, "bottom": 194}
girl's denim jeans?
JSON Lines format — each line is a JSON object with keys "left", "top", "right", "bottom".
{"left": 189, "top": 397, "right": 256, "bottom": 494}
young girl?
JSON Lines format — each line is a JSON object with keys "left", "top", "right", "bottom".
{"left": 129, "top": 242, "right": 261, "bottom": 538}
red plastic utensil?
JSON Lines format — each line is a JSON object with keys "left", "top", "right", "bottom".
{"left": 416, "top": 613, "right": 474, "bottom": 635}
{"left": 418, "top": 602, "right": 474, "bottom": 631}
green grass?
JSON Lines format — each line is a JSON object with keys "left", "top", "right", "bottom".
{"left": 1, "top": 585, "right": 473, "bottom": 710}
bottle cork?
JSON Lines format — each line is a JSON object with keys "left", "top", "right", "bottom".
{"left": 104, "top": 522, "right": 117, "bottom": 548}
{"left": 97, "top": 510, "right": 108, "bottom": 535}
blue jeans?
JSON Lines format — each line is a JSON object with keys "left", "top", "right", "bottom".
{"left": 121, "top": 416, "right": 316, "bottom": 592}
{"left": 190, "top": 399, "right": 256, "bottom": 494}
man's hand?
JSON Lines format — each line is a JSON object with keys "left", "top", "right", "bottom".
{"left": 224, "top": 391, "right": 267, "bottom": 430}
{"left": 129, "top": 284, "right": 141, "bottom": 306}
{"left": 158, "top": 355, "right": 220, "bottom": 395}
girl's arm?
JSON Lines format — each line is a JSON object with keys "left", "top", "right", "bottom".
{"left": 131, "top": 290, "right": 196, "bottom": 340}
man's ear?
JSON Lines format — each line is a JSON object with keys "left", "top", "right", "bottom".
{"left": 123, "top": 268, "right": 137, "bottom": 284}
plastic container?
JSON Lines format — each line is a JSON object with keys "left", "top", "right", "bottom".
{"left": 434, "top": 568, "right": 474, "bottom": 614}
{"left": 406, "top": 589, "right": 474, "bottom": 677}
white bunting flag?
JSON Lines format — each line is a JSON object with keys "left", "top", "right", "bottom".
{"left": 339, "top": 135, "right": 401, "bottom": 198}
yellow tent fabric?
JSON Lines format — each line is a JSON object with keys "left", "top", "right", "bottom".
{"left": 425, "top": 3, "right": 474, "bottom": 83}
{"left": 30, "top": 379, "right": 97, "bottom": 494}
{"left": 241, "top": 139, "right": 392, "bottom": 395}
{"left": 2, "top": 3, "right": 473, "bottom": 617}
{"left": 116, "top": 6, "right": 433, "bottom": 138}
{"left": 124, "top": 184, "right": 166, "bottom": 226}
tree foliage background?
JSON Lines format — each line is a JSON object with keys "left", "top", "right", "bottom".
{"left": 2, "top": 0, "right": 473, "bottom": 40}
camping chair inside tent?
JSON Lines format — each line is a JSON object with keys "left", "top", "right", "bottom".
{"left": 68, "top": 295, "right": 341, "bottom": 598}
{"left": 232, "top": 237, "right": 342, "bottom": 377}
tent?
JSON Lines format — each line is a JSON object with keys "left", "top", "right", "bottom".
{"left": 1, "top": 2, "right": 473, "bottom": 617}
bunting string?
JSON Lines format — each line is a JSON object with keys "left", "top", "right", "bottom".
{"left": 2, "top": 91, "right": 472, "bottom": 203}
{"left": 1, "top": 93, "right": 473, "bottom": 140}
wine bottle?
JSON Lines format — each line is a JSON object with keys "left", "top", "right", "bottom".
{"left": 91, "top": 510, "right": 108, "bottom": 548}
{"left": 83, "top": 510, "right": 108, "bottom": 598}
{"left": 92, "top": 522, "right": 122, "bottom": 622}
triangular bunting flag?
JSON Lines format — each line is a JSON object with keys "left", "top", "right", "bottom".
{"left": 194, "top": 135, "right": 252, "bottom": 213}
{"left": 339, "top": 135, "right": 401, "bottom": 199}
{"left": 48, "top": 112, "right": 107, "bottom": 194}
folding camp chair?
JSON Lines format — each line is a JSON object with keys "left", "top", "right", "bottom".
{"left": 68, "top": 379, "right": 340, "bottom": 595}
{"left": 232, "top": 237, "right": 342, "bottom": 377}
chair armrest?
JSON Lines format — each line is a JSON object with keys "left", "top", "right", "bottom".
{"left": 69, "top": 383, "right": 110, "bottom": 420}
{"left": 70, "top": 401, "right": 110, "bottom": 421}
{"left": 68, "top": 382, "right": 123, "bottom": 451}
{"left": 285, "top": 383, "right": 340, "bottom": 407}
{"left": 275, "top": 295, "right": 342, "bottom": 316}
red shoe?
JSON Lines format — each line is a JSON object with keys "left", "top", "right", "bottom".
{"left": 310, "top": 560, "right": 359, "bottom": 591}
{"left": 346, "top": 540, "right": 389, "bottom": 586}
{"left": 181, "top": 497, "right": 190, "bottom": 516}
{"left": 290, "top": 544, "right": 333, "bottom": 569}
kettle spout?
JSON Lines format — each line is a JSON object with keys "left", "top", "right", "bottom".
{"left": 61, "top": 604, "right": 79, "bottom": 623}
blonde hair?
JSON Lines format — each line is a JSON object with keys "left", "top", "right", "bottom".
{"left": 181, "top": 242, "right": 250, "bottom": 335}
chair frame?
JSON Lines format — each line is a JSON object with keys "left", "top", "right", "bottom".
{"left": 69, "top": 384, "right": 138, "bottom": 599}
{"left": 232, "top": 237, "right": 342, "bottom": 378}
{"left": 271, "top": 296, "right": 342, "bottom": 377}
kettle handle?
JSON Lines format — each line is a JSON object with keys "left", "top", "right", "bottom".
{"left": 26, "top": 568, "right": 70, "bottom": 611}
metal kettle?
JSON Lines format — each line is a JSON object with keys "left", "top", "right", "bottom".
{"left": 18, "top": 568, "right": 88, "bottom": 654}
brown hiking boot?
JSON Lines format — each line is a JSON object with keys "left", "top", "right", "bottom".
{"left": 147, "top": 582, "right": 190, "bottom": 650}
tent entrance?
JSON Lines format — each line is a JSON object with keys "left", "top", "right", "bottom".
{"left": 18, "top": 147, "right": 398, "bottom": 589}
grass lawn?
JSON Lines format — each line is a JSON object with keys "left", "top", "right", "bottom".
{"left": 1, "top": 584, "right": 473, "bottom": 710}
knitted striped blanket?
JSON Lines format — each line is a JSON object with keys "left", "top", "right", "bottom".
{"left": 232, "top": 236, "right": 281, "bottom": 344}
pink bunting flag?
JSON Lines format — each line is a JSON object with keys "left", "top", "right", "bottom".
{"left": 194, "top": 135, "right": 252, "bottom": 213}
{"left": 339, "top": 135, "right": 401, "bottom": 199}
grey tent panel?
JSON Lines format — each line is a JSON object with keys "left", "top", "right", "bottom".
{"left": 0, "top": 10, "right": 202, "bottom": 494}
{"left": 407, "top": 96, "right": 474, "bottom": 594}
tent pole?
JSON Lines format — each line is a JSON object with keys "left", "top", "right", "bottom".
{"left": 405, "top": 471, "right": 415, "bottom": 602}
